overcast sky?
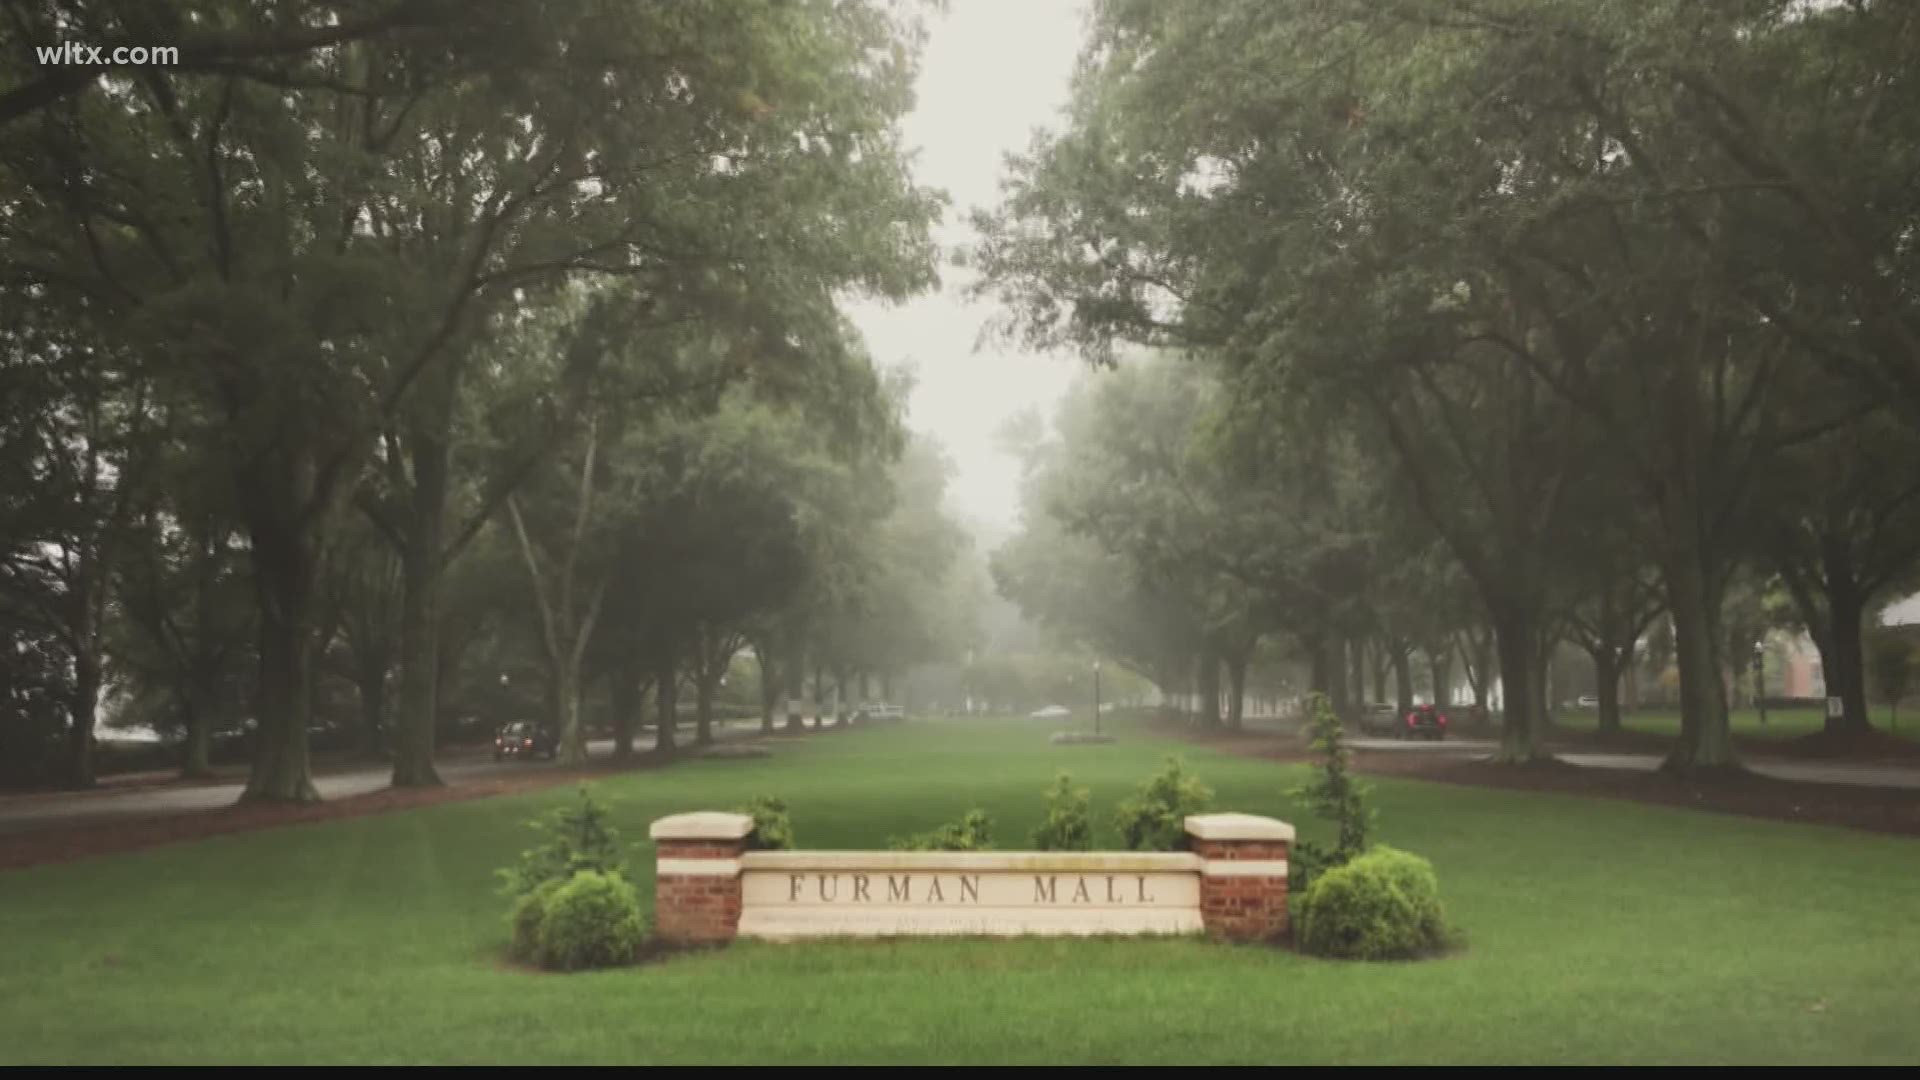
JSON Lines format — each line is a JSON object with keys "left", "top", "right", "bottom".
{"left": 842, "top": 0, "right": 1090, "bottom": 536}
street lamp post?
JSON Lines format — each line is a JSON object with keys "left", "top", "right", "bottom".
{"left": 1093, "top": 660, "right": 1103, "bottom": 737}
{"left": 1753, "top": 641, "right": 1767, "bottom": 727}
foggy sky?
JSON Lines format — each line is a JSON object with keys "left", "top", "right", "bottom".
{"left": 842, "top": 0, "right": 1089, "bottom": 533}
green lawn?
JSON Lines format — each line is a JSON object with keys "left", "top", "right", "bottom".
{"left": 3, "top": 717, "right": 1917, "bottom": 1064}
{"left": 1549, "top": 705, "right": 1917, "bottom": 742}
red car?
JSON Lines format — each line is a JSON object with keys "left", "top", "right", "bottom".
{"left": 1400, "top": 704, "right": 1448, "bottom": 741}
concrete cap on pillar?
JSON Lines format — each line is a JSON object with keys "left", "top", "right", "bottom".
{"left": 650, "top": 811, "right": 755, "bottom": 841}
{"left": 1183, "top": 813, "right": 1296, "bottom": 842}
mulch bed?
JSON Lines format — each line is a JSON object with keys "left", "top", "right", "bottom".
{"left": 1774, "top": 727, "right": 1920, "bottom": 761}
{"left": 1199, "top": 727, "right": 1920, "bottom": 839}
{"left": 0, "top": 745, "right": 735, "bottom": 873}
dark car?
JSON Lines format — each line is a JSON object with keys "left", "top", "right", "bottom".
{"left": 493, "top": 720, "right": 557, "bottom": 762}
{"left": 1398, "top": 704, "right": 1449, "bottom": 741}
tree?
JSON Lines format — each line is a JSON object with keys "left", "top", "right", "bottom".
{"left": 0, "top": 0, "right": 941, "bottom": 799}
{"left": 1868, "top": 629, "right": 1918, "bottom": 731}
{"left": 970, "top": 0, "right": 1912, "bottom": 774}
{"left": 1762, "top": 410, "right": 1920, "bottom": 736}
{"left": 0, "top": 325, "right": 155, "bottom": 786}
{"left": 111, "top": 441, "right": 254, "bottom": 778}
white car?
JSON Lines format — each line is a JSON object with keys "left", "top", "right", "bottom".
{"left": 1576, "top": 694, "right": 1600, "bottom": 709}
{"left": 1029, "top": 705, "right": 1072, "bottom": 720}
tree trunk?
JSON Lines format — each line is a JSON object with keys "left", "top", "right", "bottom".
{"left": 1490, "top": 604, "right": 1545, "bottom": 763}
{"left": 1392, "top": 645, "right": 1414, "bottom": 714}
{"left": 656, "top": 647, "right": 678, "bottom": 756}
{"left": 355, "top": 660, "right": 387, "bottom": 759}
{"left": 181, "top": 667, "right": 216, "bottom": 778}
{"left": 1370, "top": 642, "right": 1390, "bottom": 706}
{"left": 1591, "top": 647, "right": 1623, "bottom": 736}
{"left": 1225, "top": 652, "right": 1248, "bottom": 731}
{"left": 245, "top": 597, "right": 320, "bottom": 802}
{"left": 696, "top": 670, "right": 716, "bottom": 745}
{"left": 390, "top": 365, "right": 455, "bottom": 787}
{"left": 1428, "top": 649, "right": 1452, "bottom": 707}
{"left": 1463, "top": 629, "right": 1493, "bottom": 711}
{"left": 1533, "top": 635, "right": 1554, "bottom": 733}
{"left": 1821, "top": 581, "right": 1872, "bottom": 737}
{"left": 552, "top": 656, "right": 587, "bottom": 765}
{"left": 834, "top": 669, "right": 848, "bottom": 726}
{"left": 1325, "top": 636, "right": 1350, "bottom": 720}
{"left": 66, "top": 647, "right": 100, "bottom": 789}
{"left": 756, "top": 645, "right": 779, "bottom": 735}
{"left": 1348, "top": 636, "right": 1367, "bottom": 711}
{"left": 389, "top": 505, "right": 444, "bottom": 785}
{"left": 1660, "top": 531, "right": 1735, "bottom": 773}
{"left": 609, "top": 668, "right": 640, "bottom": 760}
{"left": 1196, "top": 649, "right": 1222, "bottom": 729}
{"left": 1309, "top": 634, "right": 1331, "bottom": 695}
{"left": 784, "top": 657, "right": 806, "bottom": 733}
{"left": 241, "top": 512, "right": 323, "bottom": 803}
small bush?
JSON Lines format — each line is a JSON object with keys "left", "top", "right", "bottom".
{"left": 890, "top": 808, "right": 995, "bottom": 851}
{"left": 740, "top": 795, "right": 795, "bottom": 851}
{"left": 508, "top": 877, "right": 566, "bottom": 963}
{"left": 1288, "top": 692, "right": 1374, "bottom": 892}
{"left": 497, "top": 785, "right": 627, "bottom": 899}
{"left": 535, "top": 870, "right": 647, "bottom": 971}
{"left": 1295, "top": 846, "right": 1448, "bottom": 961}
{"left": 1113, "top": 756, "right": 1213, "bottom": 851}
{"left": 1031, "top": 772, "right": 1093, "bottom": 851}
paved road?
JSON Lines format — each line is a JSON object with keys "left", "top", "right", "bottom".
{"left": 1346, "top": 736, "right": 1920, "bottom": 789}
{"left": 0, "top": 724, "right": 759, "bottom": 836}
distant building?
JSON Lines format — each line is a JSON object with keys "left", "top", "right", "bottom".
{"left": 1776, "top": 635, "right": 1825, "bottom": 698}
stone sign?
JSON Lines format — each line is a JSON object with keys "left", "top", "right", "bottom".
{"left": 650, "top": 811, "right": 1292, "bottom": 945}
{"left": 739, "top": 852, "right": 1203, "bottom": 938}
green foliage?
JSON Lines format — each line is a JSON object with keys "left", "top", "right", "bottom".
{"left": 890, "top": 809, "right": 995, "bottom": 852}
{"left": 1113, "top": 756, "right": 1213, "bottom": 851}
{"left": 507, "top": 877, "right": 567, "bottom": 964}
{"left": 496, "top": 786, "right": 627, "bottom": 899}
{"left": 1295, "top": 846, "right": 1449, "bottom": 962}
{"left": 740, "top": 795, "right": 796, "bottom": 851}
{"left": 1288, "top": 692, "right": 1375, "bottom": 891}
{"left": 534, "top": 870, "right": 648, "bottom": 972}
{"left": 1030, "top": 772, "right": 1094, "bottom": 851}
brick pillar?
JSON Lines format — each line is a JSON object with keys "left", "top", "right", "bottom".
{"left": 1185, "top": 813, "right": 1294, "bottom": 943}
{"left": 650, "top": 811, "right": 753, "bottom": 946}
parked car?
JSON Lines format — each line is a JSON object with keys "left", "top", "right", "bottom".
{"left": 493, "top": 720, "right": 557, "bottom": 762}
{"left": 855, "top": 703, "right": 906, "bottom": 723}
{"left": 1029, "top": 704, "right": 1071, "bottom": 720}
{"left": 1398, "top": 703, "right": 1449, "bottom": 741}
{"left": 1575, "top": 694, "right": 1600, "bottom": 709}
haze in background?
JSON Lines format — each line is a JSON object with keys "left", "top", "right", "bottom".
{"left": 843, "top": 0, "right": 1088, "bottom": 534}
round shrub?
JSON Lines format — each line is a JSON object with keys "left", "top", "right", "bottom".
{"left": 1295, "top": 846, "right": 1448, "bottom": 961}
{"left": 535, "top": 870, "right": 647, "bottom": 971}
{"left": 508, "top": 877, "right": 566, "bottom": 963}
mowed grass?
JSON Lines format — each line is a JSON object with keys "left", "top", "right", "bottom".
{"left": 1550, "top": 705, "right": 1917, "bottom": 742}
{"left": 2, "top": 717, "right": 1917, "bottom": 1064}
